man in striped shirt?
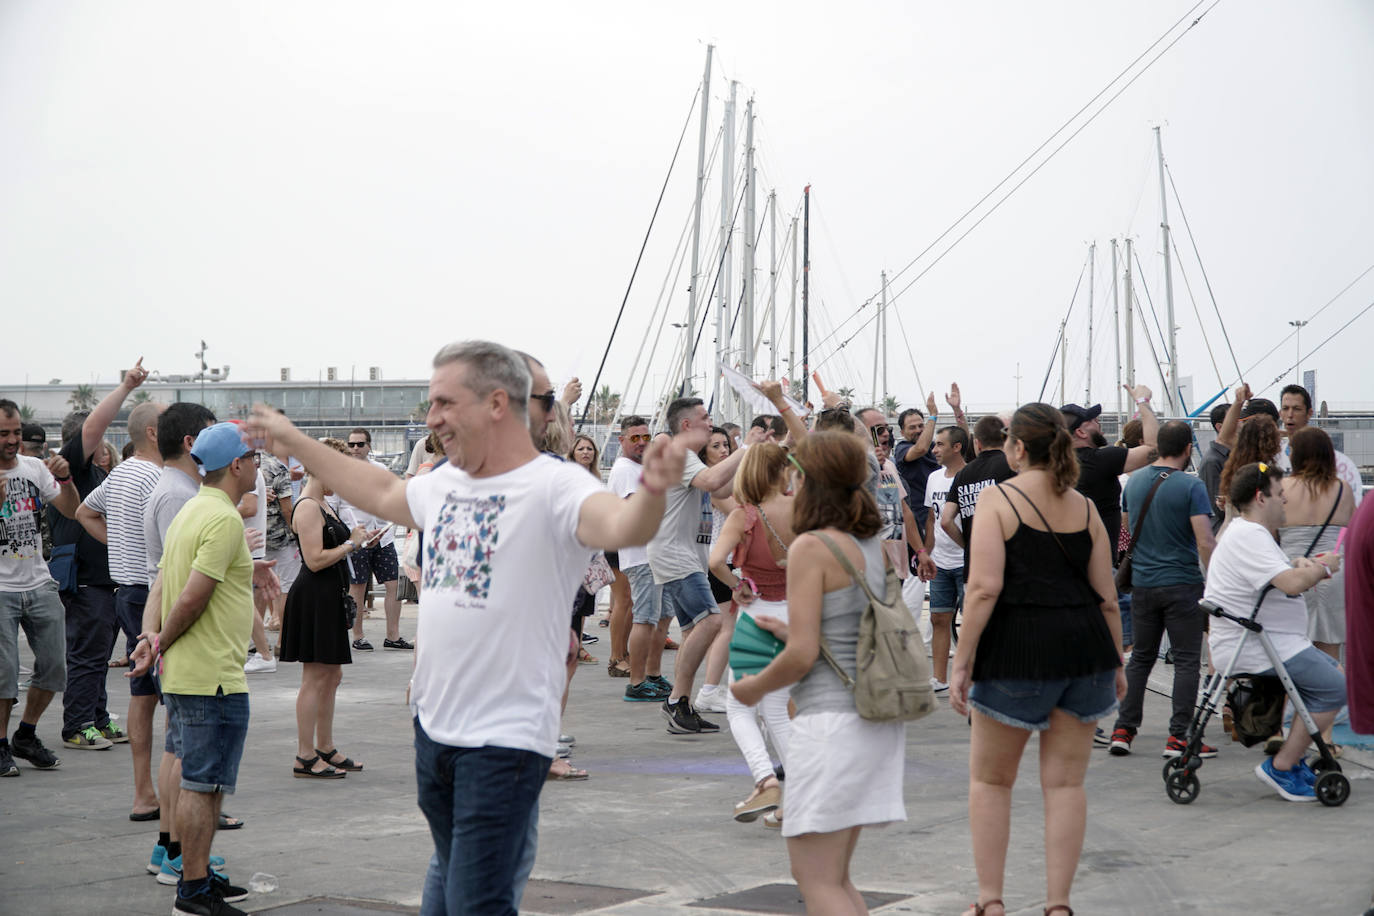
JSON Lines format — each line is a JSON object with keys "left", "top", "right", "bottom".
{"left": 77, "top": 400, "right": 166, "bottom": 821}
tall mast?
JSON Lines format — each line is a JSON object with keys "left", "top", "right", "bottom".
{"left": 1111, "top": 238, "right": 1123, "bottom": 425}
{"left": 789, "top": 216, "right": 798, "bottom": 391}
{"left": 1059, "top": 322, "right": 1068, "bottom": 405}
{"left": 714, "top": 81, "right": 736, "bottom": 414}
{"left": 870, "top": 273, "right": 881, "bottom": 406}
{"left": 880, "top": 270, "right": 889, "bottom": 408}
{"left": 1155, "top": 126, "right": 1179, "bottom": 414}
{"left": 1086, "top": 242, "right": 1095, "bottom": 404}
{"left": 768, "top": 189, "right": 778, "bottom": 378}
{"left": 685, "top": 45, "right": 713, "bottom": 393}
{"left": 741, "top": 97, "right": 756, "bottom": 427}
{"left": 1124, "top": 237, "right": 1135, "bottom": 390}
{"left": 801, "top": 184, "right": 811, "bottom": 404}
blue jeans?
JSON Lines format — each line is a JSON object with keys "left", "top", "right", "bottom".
{"left": 115, "top": 585, "right": 156, "bottom": 697}
{"left": 660, "top": 571, "right": 719, "bottom": 630}
{"left": 61, "top": 584, "right": 118, "bottom": 737}
{"left": 414, "top": 718, "right": 549, "bottom": 916}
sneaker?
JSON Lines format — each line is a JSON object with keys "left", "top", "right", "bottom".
{"left": 929, "top": 677, "right": 949, "bottom": 693}
{"left": 11, "top": 732, "right": 60, "bottom": 769}
{"left": 352, "top": 638, "right": 374, "bottom": 651}
{"left": 1093, "top": 727, "right": 1111, "bottom": 747}
{"left": 63, "top": 726, "right": 114, "bottom": 750}
{"left": 0, "top": 744, "right": 17, "bottom": 777}
{"left": 1255, "top": 756, "right": 1316, "bottom": 802}
{"left": 98, "top": 722, "right": 129, "bottom": 743}
{"left": 580, "top": 633, "right": 599, "bottom": 644}
{"left": 624, "top": 681, "right": 664, "bottom": 702}
{"left": 210, "top": 872, "right": 249, "bottom": 903}
{"left": 383, "top": 637, "right": 414, "bottom": 650}
{"left": 694, "top": 684, "right": 727, "bottom": 713}
{"left": 1294, "top": 758, "right": 1318, "bottom": 787}
{"left": 150, "top": 847, "right": 225, "bottom": 877}
{"left": 663, "top": 697, "right": 702, "bottom": 734}
{"left": 688, "top": 703, "right": 720, "bottom": 733}
{"left": 157, "top": 854, "right": 229, "bottom": 886}
{"left": 645, "top": 674, "right": 674, "bottom": 695}
{"left": 243, "top": 655, "right": 277, "bottom": 674}
{"left": 173, "top": 887, "right": 247, "bottom": 916}
{"left": 1162, "top": 736, "right": 1218, "bottom": 759}
{"left": 559, "top": 733, "right": 576, "bottom": 745}
{"left": 1108, "top": 728, "right": 1134, "bottom": 756}
{"left": 556, "top": 744, "right": 572, "bottom": 759}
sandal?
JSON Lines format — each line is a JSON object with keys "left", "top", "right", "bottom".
{"left": 607, "top": 657, "right": 631, "bottom": 678}
{"left": 577, "top": 647, "right": 598, "bottom": 665}
{"left": 733, "top": 779, "right": 781, "bottom": 822}
{"left": 965, "top": 902, "right": 1003, "bottom": 916}
{"left": 1044, "top": 907, "right": 1073, "bottom": 916}
{"left": 293, "top": 754, "right": 346, "bottom": 779}
{"left": 316, "top": 747, "right": 363, "bottom": 771}
{"left": 217, "top": 812, "right": 244, "bottom": 830}
{"left": 546, "top": 758, "right": 589, "bottom": 781}
{"left": 108, "top": 655, "right": 129, "bottom": 668}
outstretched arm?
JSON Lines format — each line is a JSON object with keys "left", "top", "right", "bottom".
{"left": 1123, "top": 384, "right": 1159, "bottom": 473}
{"left": 82, "top": 358, "right": 149, "bottom": 458}
{"left": 576, "top": 436, "right": 684, "bottom": 551}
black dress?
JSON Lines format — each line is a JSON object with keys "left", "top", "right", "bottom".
{"left": 279, "top": 501, "right": 353, "bottom": 665}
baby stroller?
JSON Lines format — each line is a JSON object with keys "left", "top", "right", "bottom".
{"left": 1161, "top": 591, "right": 1350, "bottom": 807}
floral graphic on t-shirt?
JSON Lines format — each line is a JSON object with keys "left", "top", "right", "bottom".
{"left": 424, "top": 493, "right": 505, "bottom": 600}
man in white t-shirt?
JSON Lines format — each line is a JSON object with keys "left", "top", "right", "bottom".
{"left": 1203, "top": 461, "right": 1344, "bottom": 803}
{"left": 922, "top": 425, "right": 968, "bottom": 691}
{"left": 245, "top": 340, "right": 683, "bottom": 913}
{"left": 341, "top": 428, "right": 408, "bottom": 651}
{"left": 0, "top": 399, "right": 81, "bottom": 776}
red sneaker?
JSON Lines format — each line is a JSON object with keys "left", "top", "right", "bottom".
{"left": 1108, "top": 728, "right": 1134, "bottom": 756}
{"left": 1162, "top": 736, "right": 1218, "bottom": 759}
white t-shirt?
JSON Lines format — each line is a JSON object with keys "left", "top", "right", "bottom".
{"left": 404, "top": 454, "right": 604, "bottom": 756}
{"left": 1204, "top": 517, "right": 1311, "bottom": 671}
{"left": 83, "top": 456, "right": 161, "bottom": 586}
{"left": 607, "top": 455, "right": 648, "bottom": 569}
{"left": 244, "top": 470, "right": 267, "bottom": 560}
{"left": 0, "top": 456, "right": 62, "bottom": 591}
{"left": 923, "top": 466, "right": 963, "bottom": 569}
{"left": 337, "top": 458, "right": 396, "bottom": 547}
{"left": 406, "top": 438, "right": 432, "bottom": 478}
{"left": 647, "top": 450, "right": 710, "bottom": 584}
{"left": 1276, "top": 441, "right": 1363, "bottom": 507}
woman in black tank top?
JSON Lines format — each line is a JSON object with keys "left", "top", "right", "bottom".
{"left": 948, "top": 404, "right": 1126, "bottom": 916}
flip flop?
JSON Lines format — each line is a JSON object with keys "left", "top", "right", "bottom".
{"left": 129, "top": 808, "right": 160, "bottom": 822}
{"left": 218, "top": 812, "right": 246, "bottom": 829}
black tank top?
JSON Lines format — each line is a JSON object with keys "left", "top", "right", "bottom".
{"left": 971, "top": 483, "right": 1120, "bottom": 681}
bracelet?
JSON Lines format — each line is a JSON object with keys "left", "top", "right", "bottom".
{"left": 1320, "top": 562, "right": 1333, "bottom": 579}
{"left": 55, "top": 475, "right": 72, "bottom": 484}
{"left": 916, "top": 547, "right": 926, "bottom": 554}
{"left": 1135, "top": 396, "right": 1151, "bottom": 405}
{"left": 779, "top": 405, "right": 792, "bottom": 413}
{"left": 638, "top": 473, "right": 665, "bottom": 496}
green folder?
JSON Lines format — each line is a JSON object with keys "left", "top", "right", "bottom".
{"left": 729, "top": 612, "right": 785, "bottom": 680}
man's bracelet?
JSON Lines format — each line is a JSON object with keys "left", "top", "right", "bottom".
{"left": 779, "top": 405, "right": 792, "bottom": 413}
{"left": 1320, "top": 562, "right": 1333, "bottom": 579}
{"left": 55, "top": 475, "right": 72, "bottom": 484}
{"left": 638, "top": 473, "right": 665, "bottom": 496}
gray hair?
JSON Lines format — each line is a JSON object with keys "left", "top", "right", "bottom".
{"left": 432, "top": 340, "right": 531, "bottom": 418}
{"left": 127, "top": 401, "right": 163, "bottom": 448}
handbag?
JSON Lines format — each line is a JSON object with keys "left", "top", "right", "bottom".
{"left": 582, "top": 552, "right": 615, "bottom": 595}
{"left": 728, "top": 612, "right": 785, "bottom": 679}
{"left": 1115, "top": 470, "right": 1173, "bottom": 594}
{"left": 47, "top": 543, "right": 79, "bottom": 594}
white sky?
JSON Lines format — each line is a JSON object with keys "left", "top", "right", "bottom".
{"left": 4, "top": 1, "right": 1373, "bottom": 413}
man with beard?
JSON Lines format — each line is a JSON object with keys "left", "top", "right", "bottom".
{"left": 1061, "top": 385, "right": 1158, "bottom": 551}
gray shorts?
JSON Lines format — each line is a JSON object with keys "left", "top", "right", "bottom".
{"left": 265, "top": 543, "right": 303, "bottom": 593}
{"left": 0, "top": 580, "right": 67, "bottom": 701}
{"left": 625, "top": 564, "right": 668, "bottom": 626}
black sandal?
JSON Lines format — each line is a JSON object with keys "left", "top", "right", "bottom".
{"left": 969, "top": 902, "right": 1004, "bottom": 916}
{"left": 294, "top": 754, "right": 346, "bottom": 779}
{"left": 1044, "top": 907, "right": 1073, "bottom": 916}
{"left": 316, "top": 747, "right": 363, "bottom": 772}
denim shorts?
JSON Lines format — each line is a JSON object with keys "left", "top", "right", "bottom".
{"left": 1262, "top": 646, "right": 1346, "bottom": 714}
{"left": 969, "top": 669, "right": 1118, "bottom": 731}
{"left": 163, "top": 704, "right": 183, "bottom": 757}
{"left": 0, "top": 580, "right": 66, "bottom": 698}
{"left": 661, "top": 571, "right": 720, "bottom": 629}
{"left": 165, "top": 690, "right": 249, "bottom": 794}
{"left": 928, "top": 566, "right": 965, "bottom": 614}
{"left": 625, "top": 564, "right": 668, "bottom": 626}
{"left": 115, "top": 585, "right": 157, "bottom": 697}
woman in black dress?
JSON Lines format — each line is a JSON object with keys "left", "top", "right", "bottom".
{"left": 279, "top": 439, "right": 368, "bottom": 779}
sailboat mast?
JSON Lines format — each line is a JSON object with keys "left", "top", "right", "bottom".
{"left": 1111, "top": 238, "right": 1123, "bottom": 425}
{"left": 801, "top": 185, "right": 811, "bottom": 404}
{"left": 789, "top": 216, "right": 798, "bottom": 391}
{"left": 768, "top": 190, "right": 778, "bottom": 379}
{"left": 714, "top": 82, "right": 736, "bottom": 414}
{"left": 1156, "top": 126, "right": 1179, "bottom": 414}
{"left": 685, "top": 45, "right": 712, "bottom": 394}
{"left": 1060, "top": 322, "right": 1068, "bottom": 405}
{"left": 1124, "top": 238, "right": 1135, "bottom": 390}
{"left": 871, "top": 274, "right": 881, "bottom": 406}
{"left": 741, "top": 98, "right": 756, "bottom": 427}
{"left": 880, "top": 270, "right": 889, "bottom": 408}
{"left": 1086, "top": 242, "right": 1095, "bottom": 405}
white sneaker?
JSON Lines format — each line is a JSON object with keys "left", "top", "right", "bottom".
{"left": 929, "top": 677, "right": 949, "bottom": 693}
{"left": 244, "top": 655, "right": 277, "bottom": 674}
{"left": 694, "top": 684, "right": 727, "bottom": 713}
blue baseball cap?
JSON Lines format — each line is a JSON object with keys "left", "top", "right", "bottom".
{"left": 190, "top": 422, "right": 253, "bottom": 474}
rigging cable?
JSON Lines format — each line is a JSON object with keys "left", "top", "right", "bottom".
{"left": 1259, "top": 297, "right": 1374, "bottom": 394}
{"left": 1037, "top": 254, "right": 1089, "bottom": 402}
{"left": 1125, "top": 257, "right": 1178, "bottom": 413}
{"left": 577, "top": 86, "right": 700, "bottom": 432}
{"left": 1169, "top": 232, "right": 1227, "bottom": 391}
{"left": 1165, "top": 162, "right": 1243, "bottom": 382}
{"left": 813, "top": 0, "right": 1225, "bottom": 361}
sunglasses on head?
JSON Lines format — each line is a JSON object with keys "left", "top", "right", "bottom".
{"left": 624, "top": 433, "right": 651, "bottom": 443}
{"left": 530, "top": 391, "right": 556, "bottom": 412}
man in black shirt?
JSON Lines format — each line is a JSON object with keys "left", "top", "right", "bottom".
{"left": 895, "top": 386, "right": 970, "bottom": 534}
{"left": 1060, "top": 384, "right": 1157, "bottom": 552}
{"left": 942, "top": 415, "right": 1014, "bottom": 581}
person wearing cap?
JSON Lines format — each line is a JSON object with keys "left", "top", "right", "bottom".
{"left": 137, "top": 421, "right": 256, "bottom": 914}
{"left": 20, "top": 424, "right": 47, "bottom": 459}
{"left": 1061, "top": 384, "right": 1158, "bottom": 552}
{"left": 1277, "top": 383, "right": 1363, "bottom": 507}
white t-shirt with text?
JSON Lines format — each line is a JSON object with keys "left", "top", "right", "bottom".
{"left": 404, "top": 454, "right": 604, "bottom": 756}
{"left": 607, "top": 455, "right": 648, "bottom": 569}
{"left": 923, "top": 466, "right": 963, "bottom": 570}
{"left": 0, "top": 456, "right": 61, "bottom": 591}
{"left": 1204, "top": 516, "right": 1311, "bottom": 671}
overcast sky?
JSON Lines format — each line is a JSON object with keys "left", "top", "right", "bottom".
{"left": 4, "top": 1, "right": 1373, "bottom": 414}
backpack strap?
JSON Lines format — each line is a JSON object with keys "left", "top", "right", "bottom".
{"left": 810, "top": 531, "right": 878, "bottom": 691}
{"left": 1121, "top": 470, "right": 1173, "bottom": 561}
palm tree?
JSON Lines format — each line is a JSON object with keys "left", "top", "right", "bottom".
{"left": 591, "top": 385, "right": 621, "bottom": 424}
{"left": 131, "top": 391, "right": 153, "bottom": 405}
{"left": 68, "top": 384, "right": 97, "bottom": 411}
{"left": 19, "top": 404, "right": 35, "bottom": 421}
{"left": 881, "top": 395, "right": 900, "bottom": 417}
{"left": 411, "top": 399, "right": 430, "bottom": 422}
{"left": 836, "top": 386, "right": 855, "bottom": 405}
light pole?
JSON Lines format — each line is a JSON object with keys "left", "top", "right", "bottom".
{"left": 1288, "top": 320, "right": 1308, "bottom": 386}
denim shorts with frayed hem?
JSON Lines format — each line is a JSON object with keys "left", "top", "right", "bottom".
{"left": 969, "top": 669, "right": 1118, "bottom": 731}
{"left": 661, "top": 571, "right": 719, "bottom": 630}
{"left": 165, "top": 690, "right": 249, "bottom": 794}
{"left": 625, "top": 564, "right": 668, "bottom": 626}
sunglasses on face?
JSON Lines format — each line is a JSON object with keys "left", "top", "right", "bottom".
{"left": 347, "top": 442, "right": 368, "bottom": 449}
{"left": 624, "top": 433, "right": 651, "bottom": 444}
{"left": 530, "top": 391, "right": 556, "bottom": 412}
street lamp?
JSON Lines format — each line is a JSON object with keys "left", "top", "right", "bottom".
{"left": 1288, "top": 320, "right": 1308, "bottom": 387}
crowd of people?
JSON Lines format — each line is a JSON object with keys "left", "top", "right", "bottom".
{"left": 1, "top": 346, "right": 1370, "bottom": 916}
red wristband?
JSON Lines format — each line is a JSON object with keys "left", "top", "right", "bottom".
{"left": 55, "top": 475, "right": 72, "bottom": 484}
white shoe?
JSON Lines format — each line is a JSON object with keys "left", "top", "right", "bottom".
{"left": 694, "top": 685, "right": 727, "bottom": 713}
{"left": 929, "top": 676, "right": 949, "bottom": 693}
{"left": 244, "top": 655, "right": 277, "bottom": 673}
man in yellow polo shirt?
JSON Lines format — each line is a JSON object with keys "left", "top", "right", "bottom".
{"left": 152, "top": 422, "right": 257, "bottom": 916}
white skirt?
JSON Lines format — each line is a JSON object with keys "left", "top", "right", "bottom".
{"left": 781, "top": 709, "right": 907, "bottom": 837}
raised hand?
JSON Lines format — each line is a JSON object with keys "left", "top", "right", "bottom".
{"left": 1125, "top": 383, "right": 1153, "bottom": 404}
{"left": 945, "top": 382, "right": 962, "bottom": 412}
{"left": 755, "top": 379, "right": 785, "bottom": 405}
{"left": 925, "top": 392, "right": 938, "bottom": 417}
{"left": 123, "top": 357, "right": 149, "bottom": 390}
{"left": 641, "top": 435, "right": 686, "bottom": 495}
{"left": 1235, "top": 382, "right": 1252, "bottom": 403}
{"left": 246, "top": 403, "right": 300, "bottom": 462}
{"left": 560, "top": 377, "right": 583, "bottom": 408}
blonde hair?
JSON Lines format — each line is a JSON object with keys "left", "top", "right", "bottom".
{"left": 732, "top": 442, "right": 789, "bottom": 505}
{"left": 542, "top": 401, "right": 575, "bottom": 455}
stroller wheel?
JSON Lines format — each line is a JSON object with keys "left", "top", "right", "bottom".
{"left": 1314, "top": 771, "right": 1350, "bottom": 808}
{"left": 1165, "top": 768, "right": 1201, "bottom": 805}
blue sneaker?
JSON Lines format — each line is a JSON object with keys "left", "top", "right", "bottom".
{"left": 1294, "top": 759, "right": 1318, "bottom": 787}
{"left": 148, "top": 844, "right": 167, "bottom": 875}
{"left": 624, "top": 681, "right": 663, "bottom": 702}
{"left": 1255, "top": 757, "right": 1316, "bottom": 802}
{"left": 157, "top": 853, "right": 229, "bottom": 885}
{"left": 645, "top": 675, "right": 673, "bottom": 695}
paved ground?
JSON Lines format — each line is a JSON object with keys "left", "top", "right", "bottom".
{"left": 2, "top": 603, "right": 1372, "bottom": 916}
